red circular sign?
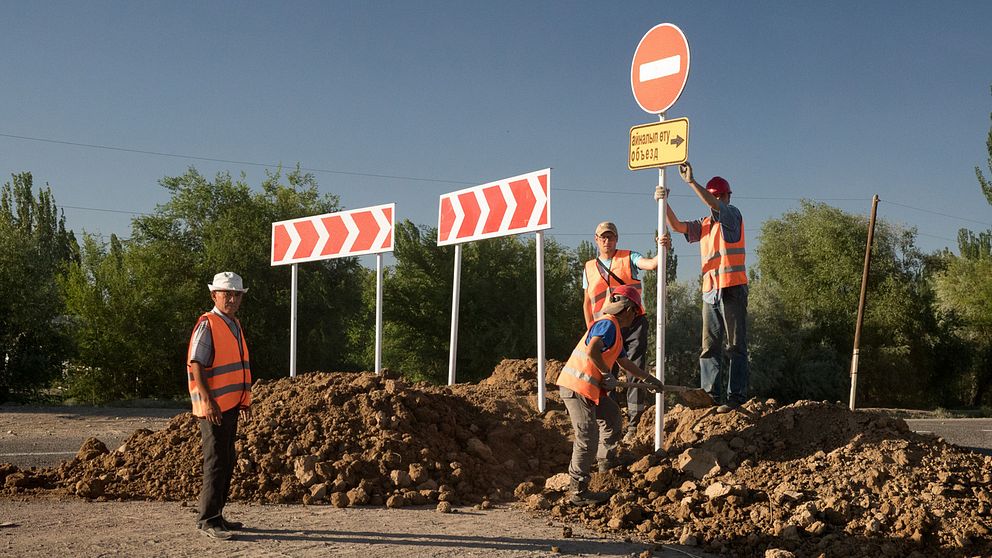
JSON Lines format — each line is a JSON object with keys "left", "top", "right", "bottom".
{"left": 631, "top": 23, "right": 690, "bottom": 114}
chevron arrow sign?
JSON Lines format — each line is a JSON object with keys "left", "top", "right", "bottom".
{"left": 271, "top": 203, "right": 395, "bottom": 266}
{"left": 437, "top": 168, "right": 551, "bottom": 246}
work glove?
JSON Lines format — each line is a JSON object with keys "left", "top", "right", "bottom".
{"left": 654, "top": 186, "right": 669, "bottom": 201}
{"left": 679, "top": 162, "right": 694, "bottom": 184}
{"left": 601, "top": 373, "right": 618, "bottom": 391}
{"left": 646, "top": 375, "right": 665, "bottom": 389}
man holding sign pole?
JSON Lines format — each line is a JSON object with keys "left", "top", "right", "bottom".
{"left": 581, "top": 222, "right": 660, "bottom": 444}
{"left": 660, "top": 162, "right": 749, "bottom": 413}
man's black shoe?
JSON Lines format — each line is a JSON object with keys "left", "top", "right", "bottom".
{"left": 221, "top": 518, "right": 244, "bottom": 530}
{"left": 198, "top": 524, "right": 233, "bottom": 540}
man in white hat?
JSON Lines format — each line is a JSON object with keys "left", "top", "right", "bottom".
{"left": 187, "top": 271, "right": 253, "bottom": 540}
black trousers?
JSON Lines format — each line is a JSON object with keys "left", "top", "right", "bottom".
{"left": 611, "top": 313, "right": 649, "bottom": 431}
{"left": 197, "top": 407, "right": 239, "bottom": 527}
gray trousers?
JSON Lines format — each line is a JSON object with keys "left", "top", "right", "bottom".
{"left": 611, "top": 313, "right": 648, "bottom": 431}
{"left": 197, "top": 407, "right": 239, "bottom": 527}
{"left": 560, "top": 386, "right": 622, "bottom": 485}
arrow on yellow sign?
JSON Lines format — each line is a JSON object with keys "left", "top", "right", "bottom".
{"left": 628, "top": 118, "right": 689, "bottom": 171}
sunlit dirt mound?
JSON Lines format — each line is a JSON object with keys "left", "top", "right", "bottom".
{"left": 4, "top": 362, "right": 991, "bottom": 557}
{"left": 0, "top": 370, "right": 571, "bottom": 507}
{"left": 532, "top": 399, "right": 992, "bottom": 558}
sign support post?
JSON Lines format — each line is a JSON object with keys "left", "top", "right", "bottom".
{"left": 375, "top": 253, "right": 384, "bottom": 375}
{"left": 290, "top": 263, "right": 298, "bottom": 378}
{"left": 448, "top": 244, "right": 462, "bottom": 385}
{"left": 630, "top": 22, "right": 690, "bottom": 451}
{"left": 655, "top": 115, "right": 668, "bottom": 451}
{"left": 536, "top": 231, "right": 547, "bottom": 412}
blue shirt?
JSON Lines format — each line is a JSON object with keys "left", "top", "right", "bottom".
{"left": 584, "top": 318, "right": 628, "bottom": 359}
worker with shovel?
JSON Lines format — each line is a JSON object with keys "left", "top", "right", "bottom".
{"left": 557, "top": 284, "right": 665, "bottom": 506}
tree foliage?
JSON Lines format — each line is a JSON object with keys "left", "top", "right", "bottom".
{"left": 383, "top": 221, "right": 585, "bottom": 383}
{"left": 933, "top": 86, "right": 992, "bottom": 405}
{"left": 748, "top": 201, "right": 943, "bottom": 407}
{"left": 59, "top": 167, "right": 366, "bottom": 403}
{"left": 0, "top": 173, "right": 78, "bottom": 400}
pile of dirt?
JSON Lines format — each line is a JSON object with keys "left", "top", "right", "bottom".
{"left": 527, "top": 399, "right": 992, "bottom": 558}
{"left": 4, "top": 359, "right": 991, "bottom": 556}
{"left": 0, "top": 369, "right": 571, "bottom": 507}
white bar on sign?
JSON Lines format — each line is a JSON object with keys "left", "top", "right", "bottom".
{"left": 640, "top": 55, "right": 680, "bottom": 82}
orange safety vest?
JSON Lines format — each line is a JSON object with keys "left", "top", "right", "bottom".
{"left": 187, "top": 312, "right": 252, "bottom": 417}
{"left": 699, "top": 216, "right": 747, "bottom": 293}
{"left": 584, "top": 250, "right": 642, "bottom": 319}
{"left": 556, "top": 315, "right": 624, "bottom": 405}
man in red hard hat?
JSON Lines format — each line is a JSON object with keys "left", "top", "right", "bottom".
{"left": 659, "top": 163, "right": 749, "bottom": 413}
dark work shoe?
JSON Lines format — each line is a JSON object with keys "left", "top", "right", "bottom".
{"left": 569, "top": 489, "right": 608, "bottom": 506}
{"left": 199, "top": 524, "right": 233, "bottom": 540}
{"left": 221, "top": 518, "right": 244, "bottom": 530}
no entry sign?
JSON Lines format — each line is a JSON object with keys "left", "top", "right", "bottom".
{"left": 631, "top": 23, "right": 690, "bottom": 114}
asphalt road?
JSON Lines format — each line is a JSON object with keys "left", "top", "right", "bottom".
{"left": 3, "top": 407, "right": 992, "bottom": 470}
{"left": 0, "top": 406, "right": 181, "bottom": 469}
{"left": 905, "top": 417, "right": 992, "bottom": 455}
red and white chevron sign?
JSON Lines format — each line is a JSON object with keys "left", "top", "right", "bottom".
{"left": 271, "top": 203, "right": 395, "bottom": 266}
{"left": 437, "top": 168, "right": 550, "bottom": 246}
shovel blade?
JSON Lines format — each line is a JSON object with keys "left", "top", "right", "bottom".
{"left": 677, "top": 389, "right": 715, "bottom": 409}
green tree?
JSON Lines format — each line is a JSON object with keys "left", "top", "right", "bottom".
{"left": 59, "top": 167, "right": 366, "bottom": 402}
{"left": 0, "top": 172, "right": 78, "bottom": 401}
{"left": 748, "top": 201, "right": 942, "bottom": 407}
{"left": 384, "top": 221, "right": 584, "bottom": 383}
{"left": 933, "top": 87, "right": 992, "bottom": 405}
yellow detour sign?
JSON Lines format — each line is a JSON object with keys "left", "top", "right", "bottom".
{"left": 628, "top": 118, "right": 689, "bottom": 170}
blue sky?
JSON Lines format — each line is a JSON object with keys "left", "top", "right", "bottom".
{"left": 2, "top": 1, "right": 991, "bottom": 282}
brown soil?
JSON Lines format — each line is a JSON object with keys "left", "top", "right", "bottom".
{"left": 2, "top": 359, "right": 991, "bottom": 558}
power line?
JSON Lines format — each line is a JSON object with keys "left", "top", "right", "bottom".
{"left": 60, "top": 204, "right": 150, "bottom": 216}
{"left": 4, "top": 131, "right": 988, "bottom": 230}
{"left": 0, "top": 132, "right": 905, "bottom": 202}
{"left": 880, "top": 199, "right": 990, "bottom": 227}
{"left": 0, "top": 132, "right": 475, "bottom": 186}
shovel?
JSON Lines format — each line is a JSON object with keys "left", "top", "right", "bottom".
{"left": 615, "top": 381, "right": 715, "bottom": 409}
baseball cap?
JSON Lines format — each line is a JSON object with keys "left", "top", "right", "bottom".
{"left": 595, "top": 221, "right": 618, "bottom": 237}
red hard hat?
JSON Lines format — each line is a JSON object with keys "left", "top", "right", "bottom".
{"left": 706, "top": 176, "right": 732, "bottom": 196}
{"left": 610, "top": 284, "right": 643, "bottom": 315}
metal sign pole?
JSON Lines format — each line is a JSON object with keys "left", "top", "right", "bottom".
{"left": 290, "top": 263, "right": 298, "bottom": 378}
{"left": 448, "top": 244, "right": 462, "bottom": 386}
{"left": 375, "top": 253, "right": 384, "bottom": 375}
{"left": 655, "top": 112, "right": 668, "bottom": 451}
{"left": 536, "top": 231, "right": 547, "bottom": 413}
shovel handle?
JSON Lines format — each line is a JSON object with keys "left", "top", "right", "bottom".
{"left": 615, "top": 381, "right": 690, "bottom": 392}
